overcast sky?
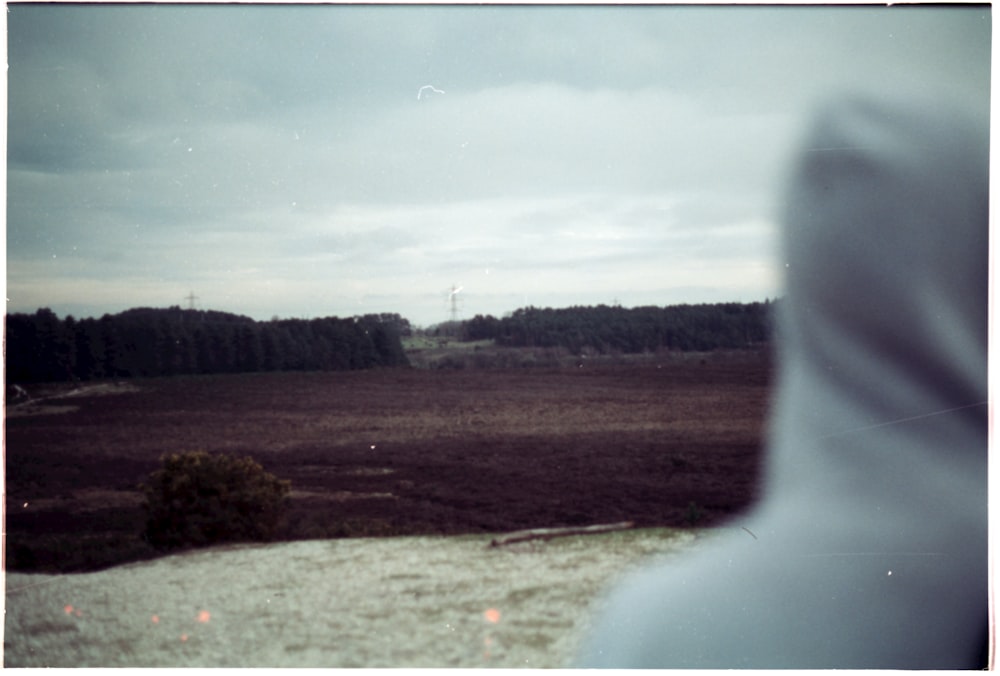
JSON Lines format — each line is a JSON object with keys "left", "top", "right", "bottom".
{"left": 6, "top": 4, "right": 990, "bottom": 327}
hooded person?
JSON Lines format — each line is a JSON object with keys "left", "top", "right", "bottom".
{"left": 574, "top": 94, "right": 989, "bottom": 669}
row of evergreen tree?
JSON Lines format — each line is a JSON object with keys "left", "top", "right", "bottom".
{"left": 461, "top": 301, "right": 776, "bottom": 354}
{"left": 5, "top": 307, "right": 412, "bottom": 383}
{"left": 6, "top": 301, "right": 774, "bottom": 383}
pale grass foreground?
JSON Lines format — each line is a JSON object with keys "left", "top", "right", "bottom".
{"left": 4, "top": 528, "right": 702, "bottom": 667}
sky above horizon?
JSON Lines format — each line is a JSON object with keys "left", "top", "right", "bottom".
{"left": 6, "top": 4, "right": 990, "bottom": 327}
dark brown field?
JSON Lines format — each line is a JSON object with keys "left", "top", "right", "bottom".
{"left": 4, "top": 350, "right": 772, "bottom": 573}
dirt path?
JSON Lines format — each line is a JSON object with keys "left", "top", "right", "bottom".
{"left": 7, "top": 382, "right": 141, "bottom": 418}
{"left": 4, "top": 528, "right": 705, "bottom": 667}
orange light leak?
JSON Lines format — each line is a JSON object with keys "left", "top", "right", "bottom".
{"left": 180, "top": 634, "right": 189, "bottom": 642}
{"left": 64, "top": 604, "right": 74, "bottom": 615}
{"left": 197, "top": 610, "right": 211, "bottom": 623}
{"left": 483, "top": 608, "right": 501, "bottom": 624}
{"left": 151, "top": 615, "right": 160, "bottom": 624}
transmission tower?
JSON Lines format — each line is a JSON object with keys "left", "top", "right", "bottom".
{"left": 448, "top": 284, "right": 463, "bottom": 323}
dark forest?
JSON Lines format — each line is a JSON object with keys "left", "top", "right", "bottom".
{"left": 5, "top": 308, "right": 412, "bottom": 383}
{"left": 5, "top": 301, "right": 775, "bottom": 383}
{"left": 461, "top": 301, "right": 775, "bottom": 353}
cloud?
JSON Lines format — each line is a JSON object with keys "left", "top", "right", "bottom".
{"left": 7, "top": 188, "right": 779, "bottom": 325}
{"left": 6, "top": 4, "right": 990, "bottom": 327}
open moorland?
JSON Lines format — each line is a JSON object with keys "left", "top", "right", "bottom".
{"left": 5, "top": 349, "right": 772, "bottom": 574}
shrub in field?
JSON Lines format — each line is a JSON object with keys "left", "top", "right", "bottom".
{"left": 140, "top": 451, "right": 291, "bottom": 549}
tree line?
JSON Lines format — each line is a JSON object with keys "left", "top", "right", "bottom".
{"left": 6, "top": 301, "right": 774, "bottom": 383}
{"left": 5, "top": 307, "right": 411, "bottom": 383}
{"left": 460, "top": 301, "right": 776, "bottom": 354}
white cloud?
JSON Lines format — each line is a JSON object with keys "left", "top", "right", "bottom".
{"left": 7, "top": 191, "right": 781, "bottom": 326}
{"left": 6, "top": 5, "right": 989, "bottom": 326}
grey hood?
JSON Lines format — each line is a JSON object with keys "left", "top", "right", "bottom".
{"left": 575, "top": 94, "right": 988, "bottom": 668}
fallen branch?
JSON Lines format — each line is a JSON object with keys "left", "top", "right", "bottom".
{"left": 489, "top": 521, "right": 635, "bottom": 548}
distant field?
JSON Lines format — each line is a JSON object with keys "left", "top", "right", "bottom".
{"left": 401, "top": 336, "right": 541, "bottom": 369}
{"left": 5, "top": 350, "right": 771, "bottom": 573}
{"left": 401, "top": 335, "right": 495, "bottom": 351}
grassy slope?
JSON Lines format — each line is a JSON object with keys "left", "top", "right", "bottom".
{"left": 4, "top": 527, "right": 710, "bottom": 667}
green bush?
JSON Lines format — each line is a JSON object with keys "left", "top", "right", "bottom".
{"left": 140, "top": 451, "right": 291, "bottom": 549}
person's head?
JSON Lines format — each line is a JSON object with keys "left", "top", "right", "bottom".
{"left": 766, "top": 94, "right": 988, "bottom": 506}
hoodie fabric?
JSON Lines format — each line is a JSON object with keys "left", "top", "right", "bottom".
{"left": 575, "top": 95, "right": 989, "bottom": 669}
